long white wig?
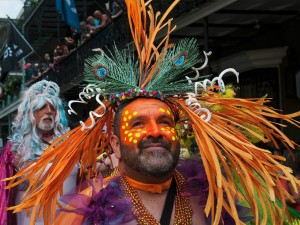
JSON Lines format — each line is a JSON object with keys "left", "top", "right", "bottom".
{"left": 10, "top": 81, "right": 69, "bottom": 167}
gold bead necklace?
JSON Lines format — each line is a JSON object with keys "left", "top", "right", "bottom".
{"left": 119, "top": 169, "right": 193, "bottom": 225}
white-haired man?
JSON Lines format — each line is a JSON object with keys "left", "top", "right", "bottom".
{"left": 0, "top": 80, "right": 77, "bottom": 225}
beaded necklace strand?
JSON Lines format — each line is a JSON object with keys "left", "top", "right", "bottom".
{"left": 119, "top": 169, "right": 193, "bottom": 225}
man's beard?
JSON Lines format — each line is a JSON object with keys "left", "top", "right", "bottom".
{"left": 120, "top": 137, "right": 180, "bottom": 177}
{"left": 38, "top": 115, "right": 55, "bottom": 131}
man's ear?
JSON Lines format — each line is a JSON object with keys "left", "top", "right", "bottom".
{"left": 110, "top": 134, "right": 121, "bottom": 159}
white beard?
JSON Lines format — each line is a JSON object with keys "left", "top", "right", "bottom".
{"left": 38, "top": 115, "right": 55, "bottom": 131}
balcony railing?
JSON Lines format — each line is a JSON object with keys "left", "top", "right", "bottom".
{"left": 28, "top": 17, "right": 131, "bottom": 91}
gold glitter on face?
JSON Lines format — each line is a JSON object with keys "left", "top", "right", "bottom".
{"left": 119, "top": 99, "right": 178, "bottom": 148}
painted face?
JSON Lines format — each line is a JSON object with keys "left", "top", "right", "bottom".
{"left": 34, "top": 102, "right": 56, "bottom": 132}
{"left": 118, "top": 98, "right": 180, "bottom": 176}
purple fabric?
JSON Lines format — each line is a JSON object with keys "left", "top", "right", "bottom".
{"left": 178, "top": 158, "right": 252, "bottom": 224}
{"left": 177, "top": 158, "right": 209, "bottom": 207}
{"left": 59, "top": 157, "right": 252, "bottom": 224}
{"left": 60, "top": 175, "right": 135, "bottom": 225}
{"left": 0, "top": 141, "right": 14, "bottom": 225}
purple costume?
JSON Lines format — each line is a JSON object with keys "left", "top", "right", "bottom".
{"left": 0, "top": 141, "right": 14, "bottom": 225}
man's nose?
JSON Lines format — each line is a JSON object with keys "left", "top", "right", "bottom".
{"left": 147, "top": 122, "right": 162, "bottom": 139}
{"left": 45, "top": 105, "right": 53, "bottom": 114}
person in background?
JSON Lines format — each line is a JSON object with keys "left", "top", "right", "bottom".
{"left": 86, "top": 15, "right": 98, "bottom": 35}
{"left": 80, "top": 21, "right": 91, "bottom": 43}
{"left": 92, "top": 9, "right": 112, "bottom": 32}
{"left": 64, "top": 26, "right": 80, "bottom": 53}
{"left": 24, "top": 63, "right": 33, "bottom": 82}
{"left": 43, "top": 53, "right": 54, "bottom": 71}
{"left": 0, "top": 80, "right": 77, "bottom": 225}
{"left": 53, "top": 43, "right": 69, "bottom": 65}
{"left": 32, "top": 63, "right": 41, "bottom": 79}
{"left": 68, "top": 26, "right": 81, "bottom": 47}
{"left": 64, "top": 36, "right": 77, "bottom": 53}
{"left": 111, "top": 0, "right": 124, "bottom": 20}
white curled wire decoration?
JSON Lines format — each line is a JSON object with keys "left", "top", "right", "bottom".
{"left": 185, "top": 51, "right": 239, "bottom": 123}
{"left": 68, "top": 85, "right": 107, "bottom": 130}
{"left": 193, "top": 79, "right": 212, "bottom": 94}
{"left": 68, "top": 85, "right": 99, "bottom": 115}
{"left": 210, "top": 68, "right": 239, "bottom": 93}
{"left": 185, "top": 93, "right": 212, "bottom": 122}
{"left": 194, "top": 68, "right": 239, "bottom": 94}
{"left": 185, "top": 51, "right": 212, "bottom": 84}
{"left": 79, "top": 93, "right": 107, "bottom": 130}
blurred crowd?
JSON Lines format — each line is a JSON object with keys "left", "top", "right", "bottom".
{"left": 24, "top": 0, "right": 125, "bottom": 85}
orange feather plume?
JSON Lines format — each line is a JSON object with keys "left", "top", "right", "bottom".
{"left": 126, "top": 0, "right": 179, "bottom": 87}
{"left": 169, "top": 95, "right": 300, "bottom": 225}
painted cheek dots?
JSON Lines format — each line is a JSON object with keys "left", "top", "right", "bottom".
{"left": 120, "top": 107, "right": 178, "bottom": 146}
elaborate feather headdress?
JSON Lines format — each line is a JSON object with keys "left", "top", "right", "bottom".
{"left": 5, "top": 0, "right": 300, "bottom": 224}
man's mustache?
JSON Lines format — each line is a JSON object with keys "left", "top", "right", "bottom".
{"left": 41, "top": 115, "right": 54, "bottom": 122}
{"left": 138, "top": 137, "right": 171, "bottom": 150}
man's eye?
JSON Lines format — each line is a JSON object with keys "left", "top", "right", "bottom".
{"left": 132, "top": 122, "right": 144, "bottom": 127}
{"left": 160, "top": 120, "right": 171, "bottom": 126}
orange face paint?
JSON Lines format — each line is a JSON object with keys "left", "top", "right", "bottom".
{"left": 120, "top": 98, "right": 178, "bottom": 148}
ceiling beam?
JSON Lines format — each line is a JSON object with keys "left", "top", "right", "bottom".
{"left": 156, "top": 0, "right": 238, "bottom": 40}
{"left": 170, "top": 34, "right": 249, "bottom": 41}
{"left": 217, "top": 9, "right": 299, "bottom": 15}
{"left": 173, "top": 0, "right": 238, "bottom": 29}
{"left": 188, "top": 22, "right": 277, "bottom": 29}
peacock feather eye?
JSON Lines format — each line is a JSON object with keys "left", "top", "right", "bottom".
{"left": 93, "top": 65, "right": 108, "bottom": 80}
{"left": 173, "top": 52, "right": 188, "bottom": 68}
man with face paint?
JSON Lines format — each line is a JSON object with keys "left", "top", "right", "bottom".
{"left": 109, "top": 97, "right": 207, "bottom": 224}
{"left": 0, "top": 80, "right": 77, "bottom": 225}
